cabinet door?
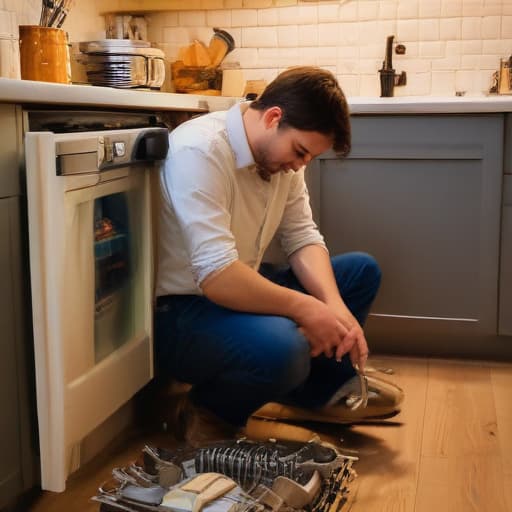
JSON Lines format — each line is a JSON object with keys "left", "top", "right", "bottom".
{"left": 0, "top": 197, "right": 24, "bottom": 507}
{"left": 0, "top": 105, "right": 20, "bottom": 198}
{"left": 0, "top": 194, "right": 38, "bottom": 507}
{"left": 499, "top": 176, "right": 512, "bottom": 335}
{"left": 308, "top": 114, "right": 504, "bottom": 354}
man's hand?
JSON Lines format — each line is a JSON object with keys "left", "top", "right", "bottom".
{"left": 334, "top": 322, "right": 369, "bottom": 373}
{"left": 287, "top": 245, "right": 371, "bottom": 372}
{"left": 294, "top": 296, "right": 350, "bottom": 359}
{"left": 293, "top": 296, "right": 369, "bottom": 371}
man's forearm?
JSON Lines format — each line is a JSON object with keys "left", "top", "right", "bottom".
{"left": 289, "top": 244, "right": 370, "bottom": 370}
{"left": 200, "top": 252, "right": 367, "bottom": 364}
{"left": 200, "top": 259, "right": 316, "bottom": 322}
{"left": 289, "top": 245, "right": 350, "bottom": 313}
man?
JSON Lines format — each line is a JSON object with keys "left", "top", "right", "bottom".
{"left": 154, "top": 66, "right": 402, "bottom": 445}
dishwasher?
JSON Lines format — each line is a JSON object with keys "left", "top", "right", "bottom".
{"left": 23, "top": 109, "right": 187, "bottom": 492}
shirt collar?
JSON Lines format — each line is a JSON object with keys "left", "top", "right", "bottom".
{"left": 226, "top": 101, "right": 256, "bottom": 170}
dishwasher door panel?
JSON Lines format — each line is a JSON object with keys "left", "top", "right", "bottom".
{"left": 25, "top": 129, "right": 157, "bottom": 492}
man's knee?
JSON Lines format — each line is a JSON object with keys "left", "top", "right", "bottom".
{"left": 258, "top": 320, "right": 311, "bottom": 396}
{"left": 357, "top": 251, "right": 381, "bottom": 288}
{"left": 332, "top": 251, "right": 381, "bottom": 292}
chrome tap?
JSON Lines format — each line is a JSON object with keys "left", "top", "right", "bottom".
{"left": 378, "top": 35, "right": 407, "bottom": 97}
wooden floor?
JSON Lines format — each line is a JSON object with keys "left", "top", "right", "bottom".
{"left": 27, "top": 356, "right": 512, "bottom": 512}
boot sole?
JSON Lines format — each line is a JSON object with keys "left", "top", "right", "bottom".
{"left": 252, "top": 406, "right": 401, "bottom": 425}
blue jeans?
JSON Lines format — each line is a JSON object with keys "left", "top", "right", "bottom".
{"left": 154, "top": 251, "right": 381, "bottom": 427}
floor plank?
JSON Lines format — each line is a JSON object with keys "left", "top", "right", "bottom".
{"left": 420, "top": 361, "right": 499, "bottom": 457}
{"left": 347, "top": 357, "right": 428, "bottom": 512}
{"left": 25, "top": 356, "right": 512, "bottom": 512}
{"left": 490, "top": 363, "right": 512, "bottom": 512}
{"left": 416, "top": 360, "right": 508, "bottom": 512}
{"left": 28, "top": 431, "right": 175, "bottom": 512}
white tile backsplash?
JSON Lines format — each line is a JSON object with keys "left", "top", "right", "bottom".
{"left": 242, "top": 26, "right": 278, "bottom": 47}
{"left": 419, "top": 18, "right": 440, "bottom": 41}
{"left": 397, "top": 18, "right": 419, "bottom": 41}
{"left": 232, "top": 9, "right": 257, "bottom": 27}
{"left": 462, "top": 17, "right": 482, "bottom": 39}
{"left": 278, "top": 6, "right": 299, "bottom": 25}
{"left": 225, "top": 46, "right": 258, "bottom": 66}
{"left": 258, "top": 8, "right": 278, "bottom": 26}
{"left": 462, "top": 39, "right": 484, "bottom": 54}
{"left": 339, "top": 2, "right": 358, "bottom": 22}
{"left": 317, "top": 22, "right": 339, "bottom": 46}
{"left": 338, "top": 74, "right": 360, "bottom": 96}
{"left": 463, "top": 0, "right": 485, "bottom": 17}
{"left": 482, "top": 0, "right": 503, "bottom": 16}
{"left": 440, "top": 18, "right": 462, "bottom": 40}
{"left": 461, "top": 53, "right": 482, "bottom": 69}
{"left": 339, "top": 22, "right": 359, "bottom": 46}
{"left": 179, "top": 11, "right": 206, "bottom": 26}
{"left": 419, "top": 0, "right": 441, "bottom": 18}
{"left": 163, "top": 26, "right": 190, "bottom": 44}
{"left": 5, "top": 0, "right": 499, "bottom": 97}
{"left": 431, "top": 70, "right": 456, "bottom": 94}
{"left": 358, "top": 1, "right": 379, "bottom": 21}
{"left": 298, "top": 24, "right": 318, "bottom": 46}
{"left": 482, "top": 38, "right": 506, "bottom": 53}
{"left": 441, "top": 0, "right": 463, "bottom": 17}
{"left": 207, "top": 10, "right": 232, "bottom": 27}
{"left": 419, "top": 41, "right": 445, "bottom": 58}
{"left": 481, "top": 16, "right": 501, "bottom": 38}
{"left": 379, "top": 1, "right": 399, "bottom": 21}
{"left": 316, "top": 45, "right": 337, "bottom": 64}
{"left": 298, "top": 5, "right": 318, "bottom": 24}
{"left": 397, "top": 1, "right": 419, "bottom": 19}
{"left": 432, "top": 55, "right": 462, "bottom": 70}
{"left": 318, "top": 4, "right": 339, "bottom": 23}
{"left": 277, "top": 25, "right": 298, "bottom": 47}
{"left": 502, "top": 16, "right": 512, "bottom": 37}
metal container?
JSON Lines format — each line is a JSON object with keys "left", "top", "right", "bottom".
{"left": 78, "top": 39, "right": 165, "bottom": 90}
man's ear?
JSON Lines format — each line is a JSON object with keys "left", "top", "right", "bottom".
{"left": 261, "top": 106, "right": 283, "bottom": 129}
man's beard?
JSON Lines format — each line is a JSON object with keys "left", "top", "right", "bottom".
{"left": 254, "top": 144, "right": 278, "bottom": 182}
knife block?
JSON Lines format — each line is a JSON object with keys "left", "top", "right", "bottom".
{"left": 19, "top": 25, "right": 71, "bottom": 84}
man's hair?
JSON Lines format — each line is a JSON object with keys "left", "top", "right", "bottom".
{"left": 249, "top": 66, "right": 351, "bottom": 156}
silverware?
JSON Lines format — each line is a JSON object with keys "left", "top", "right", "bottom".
{"left": 348, "top": 372, "right": 368, "bottom": 411}
{"left": 39, "top": 0, "right": 74, "bottom": 28}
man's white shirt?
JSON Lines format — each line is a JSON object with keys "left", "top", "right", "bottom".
{"left": 155, "top": 102, "right": 327, "bottom": 296}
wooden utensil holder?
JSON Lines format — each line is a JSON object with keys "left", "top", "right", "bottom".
{"left": 19, "top": 25, "right": 70, "bottom": 84}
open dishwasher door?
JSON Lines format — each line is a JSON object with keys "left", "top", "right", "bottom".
{"left": 25, "top": 125, "right": 168, "bottom": 491}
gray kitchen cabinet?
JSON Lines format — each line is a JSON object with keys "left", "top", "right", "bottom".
{"left": 499, "top": 114, "right": 512, "bottom": 336}
{"left": 307, "top": 114, "right": 510, "bottom": 358}
{"left": 0, "top": 105, "right": 38, "bottom": 509}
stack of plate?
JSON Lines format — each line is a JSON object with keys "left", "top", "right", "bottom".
{"left": 79, "top": 39, "right": 165, "bottom": 89}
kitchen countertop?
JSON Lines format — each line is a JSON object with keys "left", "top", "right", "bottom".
{"left": 0, "top": 77, "right": 237, "bottom": 112}
{"left": 1, "top": 77, "right": 512, "bottom": 113}
{"left": 348, "top": 94, "right": 512, "bottom": 114}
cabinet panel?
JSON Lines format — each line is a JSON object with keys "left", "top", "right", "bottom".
{"left": 0, "top": 105, "right": 20, "bottom": 199}
{"left": 505, "top": 114, "right": 512, "bottom": 175}
{"left": 0, "top": 197, "right": 24, "bottom": 507}
{"left": 309, "top": 114, "right": 504, "bottom": 353}
{"left": 0, "top": 192, "right": 37, "bottom": 506}
{"left": 320, "top": 158, "right": 483, "bottom": 319}
{"left": 499, "top": 176, "right": 512, "bottom": 335}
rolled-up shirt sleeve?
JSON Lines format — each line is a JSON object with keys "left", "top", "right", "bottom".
{"left": 163, "top": 144, "right": 239, "bottom": 286}
{"left": 276, "top": 168, "right": 328, "bottom": 257}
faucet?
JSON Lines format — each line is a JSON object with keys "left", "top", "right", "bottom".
{"left": 378, "top": 35, "right": 407, "bottom": 97}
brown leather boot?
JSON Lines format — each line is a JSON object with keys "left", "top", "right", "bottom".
{"left": 172, "top": 393, "right": 240, "bottom": 448}
{"left": 252, "top": 374, "right": 404, "bottom": 425}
